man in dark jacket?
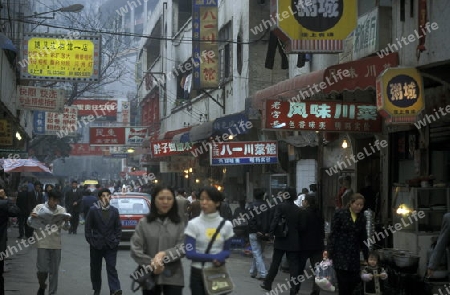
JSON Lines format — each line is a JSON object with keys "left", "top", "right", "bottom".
{"left": 85, "top": 188, "right": 122, "bottom": 295}
{"left": 248, "top": 188, "right": 271, "bottom": 280}
{"left": 30, "top": 182, "right": 44, "bottom": 205}
{"left": 16, "top": 184, "right": 29, "bottom": 239}
{"left": 82, "top": 189, "right": 97, "bottom": 218}
{"left": 0, "top": 188, "right": 20, "bottom": 294}
{"left": 262, "top": 188, "right": 301, "bottom": 295}
{"left": 65, "top": 180, "right": 82, "bottom": 234}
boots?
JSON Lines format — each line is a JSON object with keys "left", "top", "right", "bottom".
{"left": 37, "top": 272, "right": 48, "bottom": 295}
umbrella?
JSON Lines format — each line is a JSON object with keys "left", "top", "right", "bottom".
{"left": 83, "top": 179, "right": 98, "bottom": 185}
{"left": 3, "top": 159, "right": 51, "bottom": 173}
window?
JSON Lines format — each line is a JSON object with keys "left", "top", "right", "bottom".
{"left": 219, "top": 22, "right": 233, "bottom": 84}
{"left": 110, "top": 198, "right": 150, "bottom": 215}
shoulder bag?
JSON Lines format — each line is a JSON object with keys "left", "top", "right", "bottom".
{"left": 130, "top": 265, "right": 156, "bottom": 292}
{"left": 202, "top": 218, "right": 234, "bottom": 295}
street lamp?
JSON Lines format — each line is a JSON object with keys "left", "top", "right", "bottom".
{"left": 23, "top": 4, "right": 84, "bottom": 19}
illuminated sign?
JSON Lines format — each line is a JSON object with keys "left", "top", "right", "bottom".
{"left": 210, "top": 141, "right": 278, "bottom": 166}
{"left": 21, "top": 34, "right": 101, "bottom": 82}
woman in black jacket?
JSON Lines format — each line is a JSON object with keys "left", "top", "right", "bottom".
{"left": 298, "top": 195, "right": 325, "bottom": 295}
{"left": 261, "top": 188, "right": 301, "bottom": 295}
{"left": 328, "top": 193, "right": 368, "bottom": 295}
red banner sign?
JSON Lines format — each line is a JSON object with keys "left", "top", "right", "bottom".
{"left": 210, "top": 141, "right": 278, "bottom": 166}
{"left": 151, "top": 140, "right": 194, "bottom": 158}
{"left": 17, "top": 86, "right": 65, "bottom": 112}
{"left": 263, "top": 100, "right": 382, "bottom": 132}
{"left": 71, "top": 100, "right": 117, "bottom": 120}
{"left": 89, "top": 127, "right": 125, "bottom": 146}
{"left": 70, "top": 144, "right": 104, "bottom": 156}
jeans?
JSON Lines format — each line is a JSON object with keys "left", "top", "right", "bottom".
{"left": 249, "top": 233, "right": 267, "bottom": 277}
{"left": 335, "top": 269, "right": 360, "bottom": 295}
{"left": 265, "top": 249, "right": 300, "bottom": 295}
{"left": 90, "top": 246, "right": 121, "bottom": 293}
{"left": 142, "top": 285, "right": 183, "bottom": 295}
{"left": 298, "top": 250, "right": 323, "bottom": 293}
{"left": 190, "top": 267, "right": 205, "bottom": 295}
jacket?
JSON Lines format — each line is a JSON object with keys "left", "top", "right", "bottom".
{"left": 0, "top": 199, "right": 20, "bottom": 252}
{"left": 248, "top": 199, "right": 272, "bottom": 234}
{"left": 299, "top": 207, "right": 325, "bottom": 251}
{"left": 269, "top": 201, "right": 301, "bottom": 251}
{"left": 82, "top": 195, "right": 98, "bottom": 217}
{"left": 16, "top": 190, "right": 29, "bottom": 215}
{"left": 30, "top": 203, "right": 69, "bottom": 249}
{"left": 65, "top": 188, "right": 82, "bottom": 213}
{"left": 130, "top": 216, "right": 185, "bottom": 287}
{"left": 85, "top": 205, "right": 122, "bottom": 250}
{"left": 328, "top": 208, "right": 368, "bottom": 272}
{"left": 361, "top": 265, "right": 387, "bottom": 294}
{"left": 29, "top": 190, "right": 44, "bottom": 205}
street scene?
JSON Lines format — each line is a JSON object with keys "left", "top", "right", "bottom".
{"left": 0, "top": 0, "right": 450, "bottom": 295}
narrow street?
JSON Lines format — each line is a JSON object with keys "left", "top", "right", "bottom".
{"left": 4, "top": 227, "right": 323, "bottom": 295}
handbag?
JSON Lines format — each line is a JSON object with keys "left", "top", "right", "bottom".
{"left": 130, "top": 265, "right": 156, "bottom": 292}
{"left": 202, "top": 218, "right": 234, "bottom": 295}
{"left": 273, "top": 214, "right": 288, "bottom": 238}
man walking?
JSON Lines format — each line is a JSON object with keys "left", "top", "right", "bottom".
{"left": 65, "top": 180, "right": 82, "bottom": 234}
{"left": 85, "top": 188, "right": 122, "bottom": 295}
{"left": 16, "top": 184, "right": 29, "bottom": 239}
{"left": 29, "top": 190, "right": 70, "bottom": 295}
{"left": 0, "top": 188, "right": 20, "bottom": 295}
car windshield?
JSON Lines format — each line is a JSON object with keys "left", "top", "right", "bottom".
{"left": 110, "top": 198, "right": 149, "bottom": 215}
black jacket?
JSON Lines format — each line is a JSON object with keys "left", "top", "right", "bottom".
{"left": 269, "top": 201, "right": 301, "bottom": 251}
{"left": 0, "top": 199, "right": 20, "bottom": 252}
{"left": 16, "top": 190, "right": 29, "bottom": 215}
{"left": 248, "top": 199, "right": 272, "bottom": 234}
{"left": 299, "top": 207, "right": 325, "bottom": 251}
{"left": 29, "top": 190, "right": 44, "bottom": 205}
{"left": 65, "top": 188, "right": 82, "bottom": 213}
{"left": 328, "top": 208, "right": 368, "bottom": 272}
{"left": 85, "top": 205, "right": 122, "bottom": 250}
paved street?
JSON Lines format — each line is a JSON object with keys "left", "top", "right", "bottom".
{"left": 3, "top": 226, "right": 326, "bottom": 295}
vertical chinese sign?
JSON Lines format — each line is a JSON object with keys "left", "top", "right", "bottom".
{"left": 0, "top": 120, "right": 12, "bottom": 146}
{"left": 33, "top": 106, "right": 78, "bottom": 136}
{"left": 192, "top": 0, "right": 218, "bottom": 89}
{"left": 122, "top": 101, "right": 130, "bottom": 124}
{"left": 21, "top": 34, "right": 101, "bottom": 82}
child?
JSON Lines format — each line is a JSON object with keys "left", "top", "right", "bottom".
{"left": 315, "top": 250, "right": 336, "bottom": 292}
{"left": 361, "top": 251, "right": 388, "bottom": 295}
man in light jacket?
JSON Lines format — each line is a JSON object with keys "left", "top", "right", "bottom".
{"left": 85, "top": 188, "right": 122, "bottom": 295}
{"left": 29, "top": 190, "right": 70, "bottom": 295}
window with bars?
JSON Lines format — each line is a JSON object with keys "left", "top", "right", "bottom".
{"left": 219, "top": 22, "right": 233, "bottom": 84}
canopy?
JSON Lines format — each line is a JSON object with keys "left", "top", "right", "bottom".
{"left": 3, "top": 159, "right": 51, "bottom": 173}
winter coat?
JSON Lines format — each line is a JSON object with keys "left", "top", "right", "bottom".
{"left": 269, "top": 201, "right": 301, "bottom": 251}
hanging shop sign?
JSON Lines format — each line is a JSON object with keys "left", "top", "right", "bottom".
{"left": 69, "top": 144, "right": 104, "bottom": 156}
{"left": 151, "top": 140, "right": 194, "bottom": 158}
{"left": 263, "top": 100, "right": 382, "bottom": 132}
{"left": 89, "top": 127, "right": 147, "bottom": 146}
{"left": 271, "top": 0, "right": 357, "bottom": 53}
{"left": 0, "top": 120, "right": 12, "bottom": 146}
{"left": 17, "top": 86, "right": 65, "bottom": 112}
{"left": 376, "top": 67, "right": 424, "bottom": 123}
{"left": 21, "top": 34, "right": 101, "bottom": 82}
{"left": 71, "top": 99, "right": 117, "bottom": 121}
{"left": 121, "top": 101, "right": 130, "bottom": 124}
{"left": 210, "top": 141, "right": 278, "bottom": 166}
{"left": 192, "top": 0, "right": 219, "bottom": 89}
{"left": 33, "top": 106, "right": 78, "bottom": 136}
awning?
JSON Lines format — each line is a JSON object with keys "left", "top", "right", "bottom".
{"left": 172, "top": 132, "right": 190, "bottom": 143}
{"left": 252, "top": 53, "right": 399, "bottom": 110}
{"left": 189, "top": 121, "right": 214, "bottom": 142}
{"left": 213, "top": 113, "right": 249, "bottom": 134}
{"left": 159, "top": 126, "right": 192, "bottom": 140}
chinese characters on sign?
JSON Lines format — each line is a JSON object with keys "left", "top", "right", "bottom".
{"left": 33, "top": 107, "right": 78, "bottom": 135}
{"left": 151, "top": 140, "right": 194, "bottom": 158}
{"left": 69, "top": 144, "right": 104, "bottom": 156}
{"left": 0, "top": 120, "right": 12, "bottom": 146}
{"left": 263, "top": 100, "right": 382, "bottom": 132}
{"left": 271, "top": 0, "right": 357, "bottom": 53}
{"left": 21, "top": 35, "right": 101, "bottom": 82}
{"left": 210, "top": 141, "right": 278, "bottom": 166}
{"left": 125, "top": 127, "right": 147, "bottom": 145}
{"left": 192, "top": 0, "right": 219, "bottom": 89}
{"left": 17, "top": 86, "right": 65, "bottom": 112}
{"left": 121, "top": 101, "right": 130, "bottom": 124}
{"left": 376, "top": 68, "right": 424, "bottom": 123}
{"left": 352, "top": 7, "right": 378, "bottom": 59}
{"left": 71, "top": 99, "right": 118, "bottom": 121}
{"left": 89, "top": 127, "right": 126, "bottom": 146}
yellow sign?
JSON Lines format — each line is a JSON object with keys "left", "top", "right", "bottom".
{"left": 272, "top": 0, "right": 357, "bottom": 52}
{"left": 376, "top": 68, "right": 424, "bottom": 123}
{"left": 27, "top": 37, "right": 95, "bottom": 78}
{"left": 0, "top": 120, "right": 12, "bottom": 146}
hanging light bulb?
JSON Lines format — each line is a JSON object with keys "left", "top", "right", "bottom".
{"left": 342, "top": 139, "right": 348, "bottom": 149}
